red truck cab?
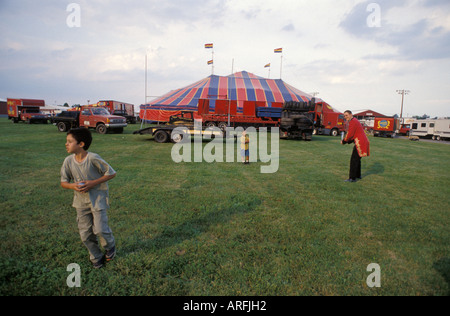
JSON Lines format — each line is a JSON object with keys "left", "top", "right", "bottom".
{"left": 313, "top": 102, "right": 345, "bottom": 136}
{"left": 398, "top": 124, "right": 411, "bottom": 136}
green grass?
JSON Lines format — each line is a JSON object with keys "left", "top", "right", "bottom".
{"left": 0, "top": 118, "right": 449, "bottom": 296}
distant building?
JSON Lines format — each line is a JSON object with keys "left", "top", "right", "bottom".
{"left": 353, "top": 110, "right": 391, "bottom": 130}
{"left": 0, "top": 98, "right": 7, "bottom": 117}
{"left": 353, "top": 110, "right": 391, "bottom": 120}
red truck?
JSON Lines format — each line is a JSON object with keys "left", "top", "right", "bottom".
{"left": 373, "top": 117, "right": 398, "bottom": 138}
{"left": 313, "top": 101, "right": 346, "bottom": 136}
{"left": 51, "top": 107, "right": 127, "bottom": 134}
{"left": 7, "top": 98, "right": 48, "bottom": 124}
{"left": 97, "top": 100, "right": 137, "bottom": 124}
{"left": 135, "top": 100, "right": 315, "bottom": 142}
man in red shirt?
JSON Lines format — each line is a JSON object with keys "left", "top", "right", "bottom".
{"left": 341, "top": 110, "right": 370, "bottom": 182}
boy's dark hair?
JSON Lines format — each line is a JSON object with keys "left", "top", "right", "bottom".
{"left": 68, "top": 128, "right": 93, "bottom": 150}
{"left": 344, "top": 110, "right": 353, "bottom": 115}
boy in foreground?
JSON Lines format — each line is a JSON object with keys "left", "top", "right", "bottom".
{"left": 61, "top": 128, "right": 117, "bottom": 269}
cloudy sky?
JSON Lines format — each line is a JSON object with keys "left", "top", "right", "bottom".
{"left": 1, "top": 0, "right": 449, "bottom": 117}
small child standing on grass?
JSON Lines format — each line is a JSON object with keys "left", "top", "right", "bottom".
{"left": 240, "top": 130, "right": 250, "bottom": 164}
{"left": 61, "top": 128, "right": 116, "bottom": 269}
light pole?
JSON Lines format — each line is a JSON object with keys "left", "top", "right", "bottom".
{"left": 396, "top": 90, "right": 410, "bottom": 118}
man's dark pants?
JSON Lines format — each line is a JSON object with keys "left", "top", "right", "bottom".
{"left": 349, "top": 146, "right": 361, "bottom": 180}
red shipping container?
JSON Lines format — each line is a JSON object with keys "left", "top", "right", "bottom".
{"left": 271, "top": 102, "right": 283, "bottom": 108}
{"left": 229, "top": 100, "right": 237, "bottom": 116}
{"left": 198, "top": 99, "right": 210, "bottom": 114}
{"left": 243, "top": 101, "right": 256, "bottom": 116}
{"left": 215, "top": 100, "right": 228, "bottom": 115}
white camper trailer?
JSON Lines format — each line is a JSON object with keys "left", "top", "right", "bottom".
{"left": 432, "top": 119, "right": 450, "bottom": 141}
{"left": 410, "top": 119, "right": 450, "bottom": 141}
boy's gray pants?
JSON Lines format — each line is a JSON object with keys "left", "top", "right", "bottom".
{"left": 76, "top": 207, "right": 115, "bottom": 264}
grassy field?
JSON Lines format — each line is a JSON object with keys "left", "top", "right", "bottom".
{"left": 0, "top": 118, "right": 449, "bottom": 296}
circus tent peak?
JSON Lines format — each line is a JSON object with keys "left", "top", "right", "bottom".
{"left": 143, "top": 71, "right": 313, "bottom": 110}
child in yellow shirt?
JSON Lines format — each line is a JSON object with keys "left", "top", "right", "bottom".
{"left": 240, "top": 130, "right": 250, "bottom": 164}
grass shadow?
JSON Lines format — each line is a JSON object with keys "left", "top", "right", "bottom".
{"left": 121, "top": 195, "right": 261, "bottom": 255}
{"left": 311, "top": 136, "right": 340, "bottom": 142}
{"left": 433, "top": 258, "right": 450, "bottom": 295}
{"left": 363, "top": 162, "right": 385, "bottom": 178}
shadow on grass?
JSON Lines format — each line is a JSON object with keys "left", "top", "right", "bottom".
{"left": 310, "top": 135, "right": 340, "bottom": 142}
{"left": 121, "top": 195, "right": 261, "bottom": 255}
{"left": 433, "top": 258, "right": 450, "bottom": 295}
{"left": 363, "top": 162, "right": 385, "bottom": 178}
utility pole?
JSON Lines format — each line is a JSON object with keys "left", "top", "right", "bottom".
{"left": 145, "top": 54, "right": 148, "bottom": 104}
{"left": 396, "top": 90, "right": 410, "bottom": 118}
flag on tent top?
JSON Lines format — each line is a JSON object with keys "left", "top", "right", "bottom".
{"left": 207, "top": 60, "right": 214, "bottom": 65}
{"left": 205, "top": 43, "right": 214, "bottom": 49}
{"left": 274, "top": 48, "right": 283, "bottom": 53}
{"left": 264, "top": 63, "right": 271, "bottom": 68}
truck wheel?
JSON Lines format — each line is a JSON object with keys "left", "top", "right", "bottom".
{"left": 57, "top": 122, "right": 68, "bottom": 132}
{"left": 171, "top": 131, "right": 188, "bottom": 143}
{"left": 331, "top": 129, "right": 339, "bottom": 137}
{"left": 154, "top": 130, "right": 169, "bottom": 143}
{"left": 96, "top": 124, "right": 108, "bottom": 134}
{"left": 206, "top": 122, "right": 217, "bottom": 128}
{"left": 218, "top": 122, "right": 228, "bottom": 132}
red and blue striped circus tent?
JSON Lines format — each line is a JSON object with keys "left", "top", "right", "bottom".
{"left": 140, "top": 71, "right": 313, "bottom": 122}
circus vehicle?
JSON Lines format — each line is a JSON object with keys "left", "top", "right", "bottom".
{"left": 373, "top": 117, "right": 399, "bottom": 138}
{"left": 97, "top": 100, "right": 137, "bottom": 124}
{"left": 134, "top": 100, "right": 315, "bottom": 143}
{"left": 7, "top": 98, "right": 48, "bottom": 124}
{"left": 312, "top": 101, "right": 346, "bottom": 136}
{"left": 52, "top": 107, "right": 127, "bottom": 134}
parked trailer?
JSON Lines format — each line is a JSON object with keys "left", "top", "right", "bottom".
{"left": 410, "top": 119, "right": 435, "bottom": 139}
{"left": 135, "top": 100, "right": 315, "bottom": 142}
{"left": 432, "top": 119, "right": 450, "bottom": 141}
{"left": 373, "top": 117, "right": 399, "bottom": 138}
{"left": 198, "top": 99, "right": 281, "bottom": 131}
{"left": 194, "top": 98, "right": 314, "bottom": 140}
{"left": 411, "top": 119, "right": 450, "bottom": 141}
{"left": 134, "top": 111, "right": 223, "bottom": 143}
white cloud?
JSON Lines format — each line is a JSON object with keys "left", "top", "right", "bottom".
{"left": 0, "top": 0, "right": 449, "bottom": 117}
